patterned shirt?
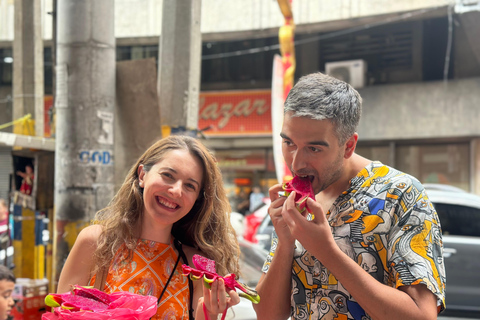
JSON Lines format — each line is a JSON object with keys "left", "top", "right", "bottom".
{"left": 262, "top": 161, "right": 446, "bottom": 320}
{"left": 90, "top": 239, "right": 190, "bottom": 319}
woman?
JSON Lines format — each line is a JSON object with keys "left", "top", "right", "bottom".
{"left": 57, "top": 135, "right": 241, "bottom": 320}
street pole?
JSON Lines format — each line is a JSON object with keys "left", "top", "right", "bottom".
{"left": 13, "top": 0, "right": 44, "bottom": 137}
{"left": 158, "top": 0, "right": 202, "bottom": 136}
{"left": 53, "top": 0, "right": 115, "bottom": 287}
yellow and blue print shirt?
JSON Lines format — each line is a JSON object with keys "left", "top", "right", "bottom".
{"left": 262, "top": 161, "right": 446, "bottom": 320}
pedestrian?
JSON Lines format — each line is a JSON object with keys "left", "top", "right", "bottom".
{"left": 254, "top": 72, "right": 445, "bottom": 320}
{"left": 0, "top": 265, "right": 15, "bottom": 320}
{"left": 16, "top": 164, "right": 34, "bottom": 196}
{"left": 57, "top": 135, "right": 242, "bottom": 320}
{"left": 249, "top": 186, "right": 265, "bottom": 213}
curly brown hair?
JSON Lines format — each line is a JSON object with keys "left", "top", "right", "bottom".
{"left": 93, "top": 135, "right": 240, "bottom": 276}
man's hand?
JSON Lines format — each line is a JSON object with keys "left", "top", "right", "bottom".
{"left": 281, "top": 191, "right": 336, "bottom": 257}
{"left": 268, "top": 184, "right": 295, "bottom": 246}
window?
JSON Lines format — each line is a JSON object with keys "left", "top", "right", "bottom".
{"left": 396, "top": 143, "right": 470, "bottom": 192}
{"left": 0, "top": 49, "right": 13, "bottom": 86}
{"left": 433, "top": 203, "right": 480, "bottom": 237}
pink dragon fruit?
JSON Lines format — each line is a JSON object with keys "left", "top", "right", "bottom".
{"left": 182, "top": 254, "right": 260, "bottom": 304}
{"left": 43, "top": 285, "right": 157, "bottom": 320}
{"left": 283, "top": 175, "right": 315, "bottom": 219}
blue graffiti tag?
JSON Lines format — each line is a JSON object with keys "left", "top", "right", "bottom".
{"left": 78, "top": 150, "right": 113, "bottom": 165}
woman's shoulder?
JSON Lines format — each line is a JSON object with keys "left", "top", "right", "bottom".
{"left": 181, "top": 244, "right": 203, "bottom": 265}
{"left": 76, "top": 224, "right": 103, "bottom": 246}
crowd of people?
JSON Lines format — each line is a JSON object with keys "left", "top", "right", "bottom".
{"left": 1, "top": 72, "right": 446, "bottom": 320}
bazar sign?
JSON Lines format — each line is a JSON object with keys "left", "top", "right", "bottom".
{"left": 198, "top": 90, "right": 272, "bottom": 135}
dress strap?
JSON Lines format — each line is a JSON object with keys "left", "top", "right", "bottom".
{"left": 173, "top": 238, "right": 194, "bottom": 320}
{"left": 157, "top": 246, "right": 182, "bottom": 305}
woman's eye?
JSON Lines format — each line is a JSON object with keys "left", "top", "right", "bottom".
{"left": 161, "top": 172, "right": 173, "bottom": 179}
{"left": 186, "top": 183, "right": 196, "bottom": 191}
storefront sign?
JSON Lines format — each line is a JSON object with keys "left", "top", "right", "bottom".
{"left": 198, "top": 90, "right": 272, "bottom": 136}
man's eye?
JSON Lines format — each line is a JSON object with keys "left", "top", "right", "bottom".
{"left": 309, "top": 146, "right": 321, "bottom": 152}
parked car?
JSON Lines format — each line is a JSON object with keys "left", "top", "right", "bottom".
{"left": 242, "top": 198, "right": 270, "bottom": 243}
{"left": 252, "top": 183, "right": 480, "bottom": 318}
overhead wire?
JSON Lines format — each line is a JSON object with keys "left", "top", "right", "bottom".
{"left": 201, "top": 5, "right": 445, "bottom": 60}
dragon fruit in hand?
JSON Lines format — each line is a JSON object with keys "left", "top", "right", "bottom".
{"left": 182, "top": 254, "right": 260, "bottom": 304}
{"left": 283, "top": 175, "right": 315, "bottom": 220}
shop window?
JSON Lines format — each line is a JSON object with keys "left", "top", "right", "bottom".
{"left": 395, "top": 143, "right": 470, "bottom": 191}
{"left": 116, "top": 45, "right": 158, "bottom": 61}
{"left": 0, "top": 48, "right": 13, "bottom": 86}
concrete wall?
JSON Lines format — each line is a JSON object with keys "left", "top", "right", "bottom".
{"left": 357, "top": 77, "right": 480, "bottom": 141}
{"left": 0, "top": 0, "right": 449, "bottom": 42}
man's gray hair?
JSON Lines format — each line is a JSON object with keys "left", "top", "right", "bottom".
{"left": 284, "top": 72, "right": 362, "bottom": 145}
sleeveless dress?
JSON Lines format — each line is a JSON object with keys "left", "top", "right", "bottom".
{"left": 89, "top": 239, "right": 190, "bottom": 319}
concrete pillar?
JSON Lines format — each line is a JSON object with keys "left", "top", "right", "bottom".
{"left": 158, "top": 0, "right": 202, "bottom": 132}
{"left": 13, "top": 0, "right": 44, "bottom": 137}
{"left": 53, "top": 0, "right": 115, "bottom": 285}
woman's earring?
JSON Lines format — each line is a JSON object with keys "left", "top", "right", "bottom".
{"left": 139, "top": 181, "right": 144, "bottom": 187}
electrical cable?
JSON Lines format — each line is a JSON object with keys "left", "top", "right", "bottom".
{"left": 201, "top": 5, "right": 445, "bottom": 60}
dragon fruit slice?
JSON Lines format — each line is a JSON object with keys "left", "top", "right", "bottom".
{"left": 72, "top": 285, "right": 114, "bottom": 305}
{"left": 283, "top": 175, "right": 315, "bottom": 220}
{"left": 182, "top": 254, "right": 260, "bottom": 304}
{"left": 45, "top": 289, "right": 109, "bottom": 312}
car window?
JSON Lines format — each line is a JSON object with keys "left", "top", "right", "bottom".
{"left": 433, "top": 203, "right": 480, "bottom": 237}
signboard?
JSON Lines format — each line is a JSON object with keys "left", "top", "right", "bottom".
{"left": 198, "top": 90, "right": 272, "bottom": 136}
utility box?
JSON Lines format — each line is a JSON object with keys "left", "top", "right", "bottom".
{"left": 325, "top": 59, "right": 367, "bottom": 89}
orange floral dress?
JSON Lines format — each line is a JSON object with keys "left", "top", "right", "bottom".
{"left": 89, "top": 239, "right": 190, "bottom": 319}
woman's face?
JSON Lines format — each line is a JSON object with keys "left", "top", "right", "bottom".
{"left": 0, "top": 279, "right": 14, "bottom": 320}
{"left": 138, "top": 149, "right": 204, "bottom": 228}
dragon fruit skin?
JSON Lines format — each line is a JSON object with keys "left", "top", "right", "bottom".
{"left": 283, "top": 176, "right": 315, "bottom": 216}
{"left": 45, "top": 292, "right": 109, "bottom": 312}
{"left": 182, "top": 255, "right": 260, "bottom": 304}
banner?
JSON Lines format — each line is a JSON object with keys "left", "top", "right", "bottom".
{"left": 271, "top": 54, "right": 290, "bottom": 184}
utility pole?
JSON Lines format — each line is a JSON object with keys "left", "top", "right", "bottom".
{"left": 13, "top": 0, "right": 44, "bottom": 137}
{"left": 158, "top": 0, "right": 202, "bottom": 135}
{"left": 53, "top": 0, "right": 115, "bottom": 285}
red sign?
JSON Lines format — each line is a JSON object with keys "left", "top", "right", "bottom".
{"left": 198, "top": 90, "right": 272, "bottom": 136}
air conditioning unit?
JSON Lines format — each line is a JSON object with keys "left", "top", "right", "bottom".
{"left": 325, "top": 59, "right": 367, "bottom": 89}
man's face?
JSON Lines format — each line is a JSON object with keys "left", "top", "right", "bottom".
{"left": 280, "top": 112, "right": 346, "bottom": 194}
{"left": 0, "top": 279, "right": 15, "bottom": 320}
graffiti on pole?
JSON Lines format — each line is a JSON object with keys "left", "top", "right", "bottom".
{"left": 78, "top": 150, "right": 113, "bottom": 166}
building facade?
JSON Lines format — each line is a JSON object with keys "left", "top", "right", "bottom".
{"left": 1, "top": 0, "right": 480, "bottom": 209}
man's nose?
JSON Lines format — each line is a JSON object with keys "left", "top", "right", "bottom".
{"left": 291, "top": 149, "right": 307, "bottom": 173}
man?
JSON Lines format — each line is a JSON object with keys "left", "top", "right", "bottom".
{"left": 254, "top": 72, "right": 445, "bottom": 320}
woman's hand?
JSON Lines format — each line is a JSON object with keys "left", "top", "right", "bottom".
{"left": 196, "top": 278, "right": 240, "bottom": 320}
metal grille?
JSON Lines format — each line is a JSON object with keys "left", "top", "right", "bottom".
{"left": 320, "top": 22, "right": 415, "bottom": 83}
{"left": 0, "top": 147, "right": 12, "bottom": 200}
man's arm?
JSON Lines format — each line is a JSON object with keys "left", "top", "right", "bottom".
{"left": 253, "top": 184, "right": 295, "bottom": 320}
{"left": 282, "top": 194, "right": 440, "bottom": 320}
